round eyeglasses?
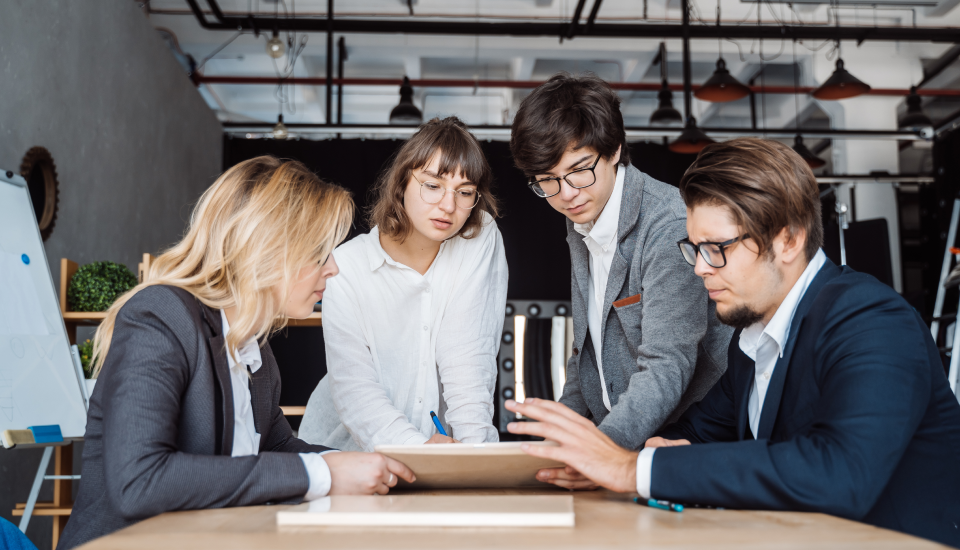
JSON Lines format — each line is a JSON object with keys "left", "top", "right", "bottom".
{"left": 413, "top": 173, "right": 480, "bottom": 210}
{"left": 677, "top": 235, "right": 749, "bottom": 269}
{"left": 527, "top": 154, "right": 601, "bottom": 198}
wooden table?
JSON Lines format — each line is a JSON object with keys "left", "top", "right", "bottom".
{"left": 77, "top": 488, "right": 946, "bottom": 549}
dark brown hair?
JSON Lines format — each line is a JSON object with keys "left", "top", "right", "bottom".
{"left": 679, "top": 137, "right": 823, "bottom": 262}
{"left": 368, "top": 116, "right": 498, "bottom": 241}
{"left": 510, "top": 73, "right": 629, "bottom": 177}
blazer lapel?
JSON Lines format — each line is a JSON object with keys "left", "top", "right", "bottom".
{"left": 567, "top": 229, "right": 591, "bottom": 305}
{"left": 601, "top": 165, "right": 645, "bottom": 325}
{"left": 730, "top": 338, "right": 754, "bottom": 441}
{"left": 199, "top": 304, "right": 235, "bottom": 456}
{"left": 755, "top": 259, "right": 842, "bottom": 439}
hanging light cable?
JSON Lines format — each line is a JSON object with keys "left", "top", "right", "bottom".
{"left": 670, "top": 0, "right": 715, "bottom": 154}
{"left": 790, "top": 40, "right": 826, "bottom": 169}
{"left": 695, "top": 0, "right": 750, "bottom": 103}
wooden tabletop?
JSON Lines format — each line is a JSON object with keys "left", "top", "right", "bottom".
{"left": 78, "top": 488, "right": 946, "bottom": 550}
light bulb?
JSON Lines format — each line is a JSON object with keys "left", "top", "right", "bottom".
{"left": 272, "top": 115, "right": 288, "bottom": 140}
{"left": 266, "top": 33, "right": 285, "bottom": 59}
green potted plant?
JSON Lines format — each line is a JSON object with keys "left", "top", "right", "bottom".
{"left": 67, "top": 261, "right": 138, "bottom": 313}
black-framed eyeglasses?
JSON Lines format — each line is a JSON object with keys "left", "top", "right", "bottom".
{"left": 527, "top": 154, "right": 601, "bottom": 198}
{"left": 412, "top": 172, "right": 480, "bottom": 210}
{"left": 677, "top": 235, "right": 750, "bottom": 268}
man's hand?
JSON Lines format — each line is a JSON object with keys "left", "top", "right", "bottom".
{"left": 325, "top": 452, "right": 416, "bottom": 495}
{"left": 424, "top": 434, "right": 459, "bottom": 444}
{"left": 536, "top": 465, "right": 599, "bottom": 490}
{"left": 644, "top": 437, "right": 691, "bottom": 449}
{"left": 506, "top": 398, "right": 638, "bottom": 493}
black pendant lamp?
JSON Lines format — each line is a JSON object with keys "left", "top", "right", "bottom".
{"left": 792, "top": 135, "right": 826, "bottom": 169}
{"left": 695, "top": 58, "right": 750, "bottom": 103}
{"left": 389, "top": 76, "right": 423, "bottom": 125}
{"left": 650, "top": 43, "right": 683, "bottom": 126}
{"left": 812, "top": 58, "right": 871, "bottom": 100}
{"left": 898, "top": 87, "right": 933, "bottom": 132}
{"left": 669, "top": 117, "right": 715, "bottom": 154}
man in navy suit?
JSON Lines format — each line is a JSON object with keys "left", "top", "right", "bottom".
{"left": 506, "top": 137, "right": 960, "bottom": 547}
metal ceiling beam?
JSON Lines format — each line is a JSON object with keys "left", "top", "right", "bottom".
{"left": 566, "top": 0, "right": 588, "bottom": 39}
{"left": 585, "top": 0, "right": 604, "bottom": 33}
{"left": 184, "top": 0, "right": 960, "bottom": 43}
{"left": 194, "top": 75, "right": 960, "bottom": 97}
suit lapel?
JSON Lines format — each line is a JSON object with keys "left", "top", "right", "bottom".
{"left": 730, "top": 337, "right": 753, "bottom": 440}
{"left": 600, "top": 165, "right": 645, "bottom": 329}
{"left": 567, "top": 229, "right": 591, "bottom": 306}
{"left": 199, "top": 304, "right": 235, "bottom": 456}
{"left": 755, "top": 259, "right": 841, "bottom": 439}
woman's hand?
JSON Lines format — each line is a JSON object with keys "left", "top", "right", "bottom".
{"left": 324, "top": 452, "right": 416, "bottom": 495}
{"left": 424, "top": 434, "right": 460, "bottom": 444}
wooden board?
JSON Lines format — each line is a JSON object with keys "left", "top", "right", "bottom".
{"left": 276, "top": 494, "right": 574, "bottom": 527}
{"left": 374, "top": 442, "right": 565, "bottom": 489}
{"left": 75, "top": 488, "right": 946, "bottom": 550}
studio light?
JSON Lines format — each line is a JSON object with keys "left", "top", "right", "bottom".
{"left": 812, "top": 59, "right": 871, "bottom": 100}
{"left": 669, "top": 117, "right": 715, "bottom": 154}
{"left": 272, "top": 114, "right": 288, "bottom": 140}
{"left": 792, "top": 135, "right": 826, "bottom": 169}
{"left": 695, "top": 58, "right": 750, "bottom": 103}
{"left": 389, "top": 76, "right": 423, "bottom": 125}
{"left": 266, "top": 31, "right": 285, "bottom": 59}
{"left": 650, "top": 81, "right": 683, "bottom": 126}
{"left": 898, "top": 87, "right": 933, "bottom": 132}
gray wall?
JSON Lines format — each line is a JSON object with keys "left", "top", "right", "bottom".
{"left": 0, "top": 2, "right": 222, "bottom": 548}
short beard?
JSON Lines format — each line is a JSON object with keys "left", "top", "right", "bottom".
{"left": 717, "top": 305, "right": 764, "bottom": 329}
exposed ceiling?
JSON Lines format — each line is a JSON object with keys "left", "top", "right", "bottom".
{"left": 143, "top": 0, "right": 960, "bottom": 170}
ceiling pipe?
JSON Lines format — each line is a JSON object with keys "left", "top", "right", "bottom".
{"left": 184, "top": 0, "right": 960, "bottom": 43}
{"left": 567, "top": 0, "right": 589, "bottom": 39}
{"left": 194, "top": 75, "right": 960, "bottom": 97}
{"left": 326, "top": 0, "right": 333, "bottom": 126}
{"left": 221, "top": 122, "right": 926, "bottom": 140}
{"left": 586, "top": 0, "right": 605, "bottom": 34}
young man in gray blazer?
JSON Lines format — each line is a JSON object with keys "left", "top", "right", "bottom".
{"left": 509, "top": 73, "right": 733, "bottom": 488}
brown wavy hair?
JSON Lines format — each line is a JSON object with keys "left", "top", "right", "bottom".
{"left": 368, "top": 116, "right": 498, "bottom": 241}
{"left": 679, "top": 137, "right": 823, "bottom": 262}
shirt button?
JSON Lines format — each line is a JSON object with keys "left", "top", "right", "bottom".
{"left": 423, "top": 326, "right": 428, "bottom": 331}
{"left": 417, "top": 397, "right": 423, "bottom": 404}
{"left": 762, "top": 372, "right": 771, "bottom": 381}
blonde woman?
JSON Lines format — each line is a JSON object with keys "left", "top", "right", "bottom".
{"left": 300, "top": 117, "right": 508, "bottom": 451}
{"left": 59, "top": 157, "right": 415, "bottom": 550}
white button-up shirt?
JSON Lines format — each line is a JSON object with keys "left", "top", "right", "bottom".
{"left": 635, "top": 249, "right": 827, "bottom": 498}
{"left": 220, "top": 310, "right": 332, "bottom": 500}
{"left": 573, "top": 165, "right": 625, "bottom": 411}
{"left": 301, "top": 212, "right": 508, "bottom": 451}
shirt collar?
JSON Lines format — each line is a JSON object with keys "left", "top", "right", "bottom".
{"left": 220, "top": 309, "right": 263, "bottom": 374}
{"left": 573, "top": 163, "right": 625, "bottom": 248}
{"left": 738, "top": 249, "right": 827, "bottom": 361}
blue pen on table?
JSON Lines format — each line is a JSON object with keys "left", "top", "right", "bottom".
{"left": 634, "top": 498, "right": 683, "bottom": 513}
{"left": 429, "top": 411, "right": 448, "bottom": 437}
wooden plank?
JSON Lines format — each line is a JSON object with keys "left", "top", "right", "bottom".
{"left": 75, "top": 489, "right": 943, "bottom": 550}
{"left": 287, "top": 312, "right": 322, "bottom": 327}
{"left": 62, "top": 312, "right": 109, "bottom": 321}
{"left": 280, "top": 406, "right": 306, "bottom": 416}
{"left": 60, "top": 258, "right": 78, "bottom": 314}
{"left": 11, "top": 507, "right": 71, "bottom": 516}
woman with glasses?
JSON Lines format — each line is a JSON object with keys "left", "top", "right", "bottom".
{"left": 299, "top": 117, "right": 507, "bottom": 451}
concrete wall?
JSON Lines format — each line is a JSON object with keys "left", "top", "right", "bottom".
{"left": 0, "top": 2, "right": 222, "bottom": 548}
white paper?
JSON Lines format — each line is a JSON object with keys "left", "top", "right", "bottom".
{"left": 0, "top": 251, "right": 49, "bottom": 336}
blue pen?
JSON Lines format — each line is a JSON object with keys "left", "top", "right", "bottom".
{"left": 634, "top": 497, "right": 683, "bottom": 513}
{"left": 429, "top": 411, "right": 448, "bottom": 437}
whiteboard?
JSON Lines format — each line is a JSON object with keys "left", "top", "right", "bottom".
{"left": 0, "top": 170, "right": 86, "bottom": 438}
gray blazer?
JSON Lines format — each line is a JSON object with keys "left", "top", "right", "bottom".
{"left": 58, "top": 285, "right": 330, "bottom": 550}
{"left": 559, "top": 164, "right": 734, "bottom": 450}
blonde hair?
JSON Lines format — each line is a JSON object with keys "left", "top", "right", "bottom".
{"left": 91, "top": 156, "right": 354, "bottom": 376}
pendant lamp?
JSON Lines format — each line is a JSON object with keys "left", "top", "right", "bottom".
{"left": 389, "top": 76, "right": 423, "bottom": 125}
{"left": 695, "top": 58, "right": 750, "bottom": 103}
{"left": 812, "top": 59, "right": 871, "bottom": 100}
{"left": 898, "top": 87, "right": 933, "bottom": 132}
{"left": 650, "top": 80, "right": 683, "bottom": 126}
{"left": 272, "top": 114, "right": 288, "bottom": 140}
{"left": 669, "top": 117, "right": 715, "bottom": 154}
{"left": 792, "top": 135, "right": 826, "bottom": 169}
{"left": 266, "top": 31, "right": 285, "bottom": 59}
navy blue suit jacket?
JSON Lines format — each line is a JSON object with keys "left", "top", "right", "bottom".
{"left": 654, "top": 259, "right": 960, "bottom": 547}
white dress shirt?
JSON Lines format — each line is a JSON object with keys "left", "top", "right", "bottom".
{"left": 300, "top": 212, "right": 508, "bottom": 451}
{"left": 573, "top": 165, "right": 625, "bottom": 411}
{"left": 220, "top": 310, "right": 333, "bottom": 500}
{"left": 635, "top": 249, "right": 827, "bottom": 498}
